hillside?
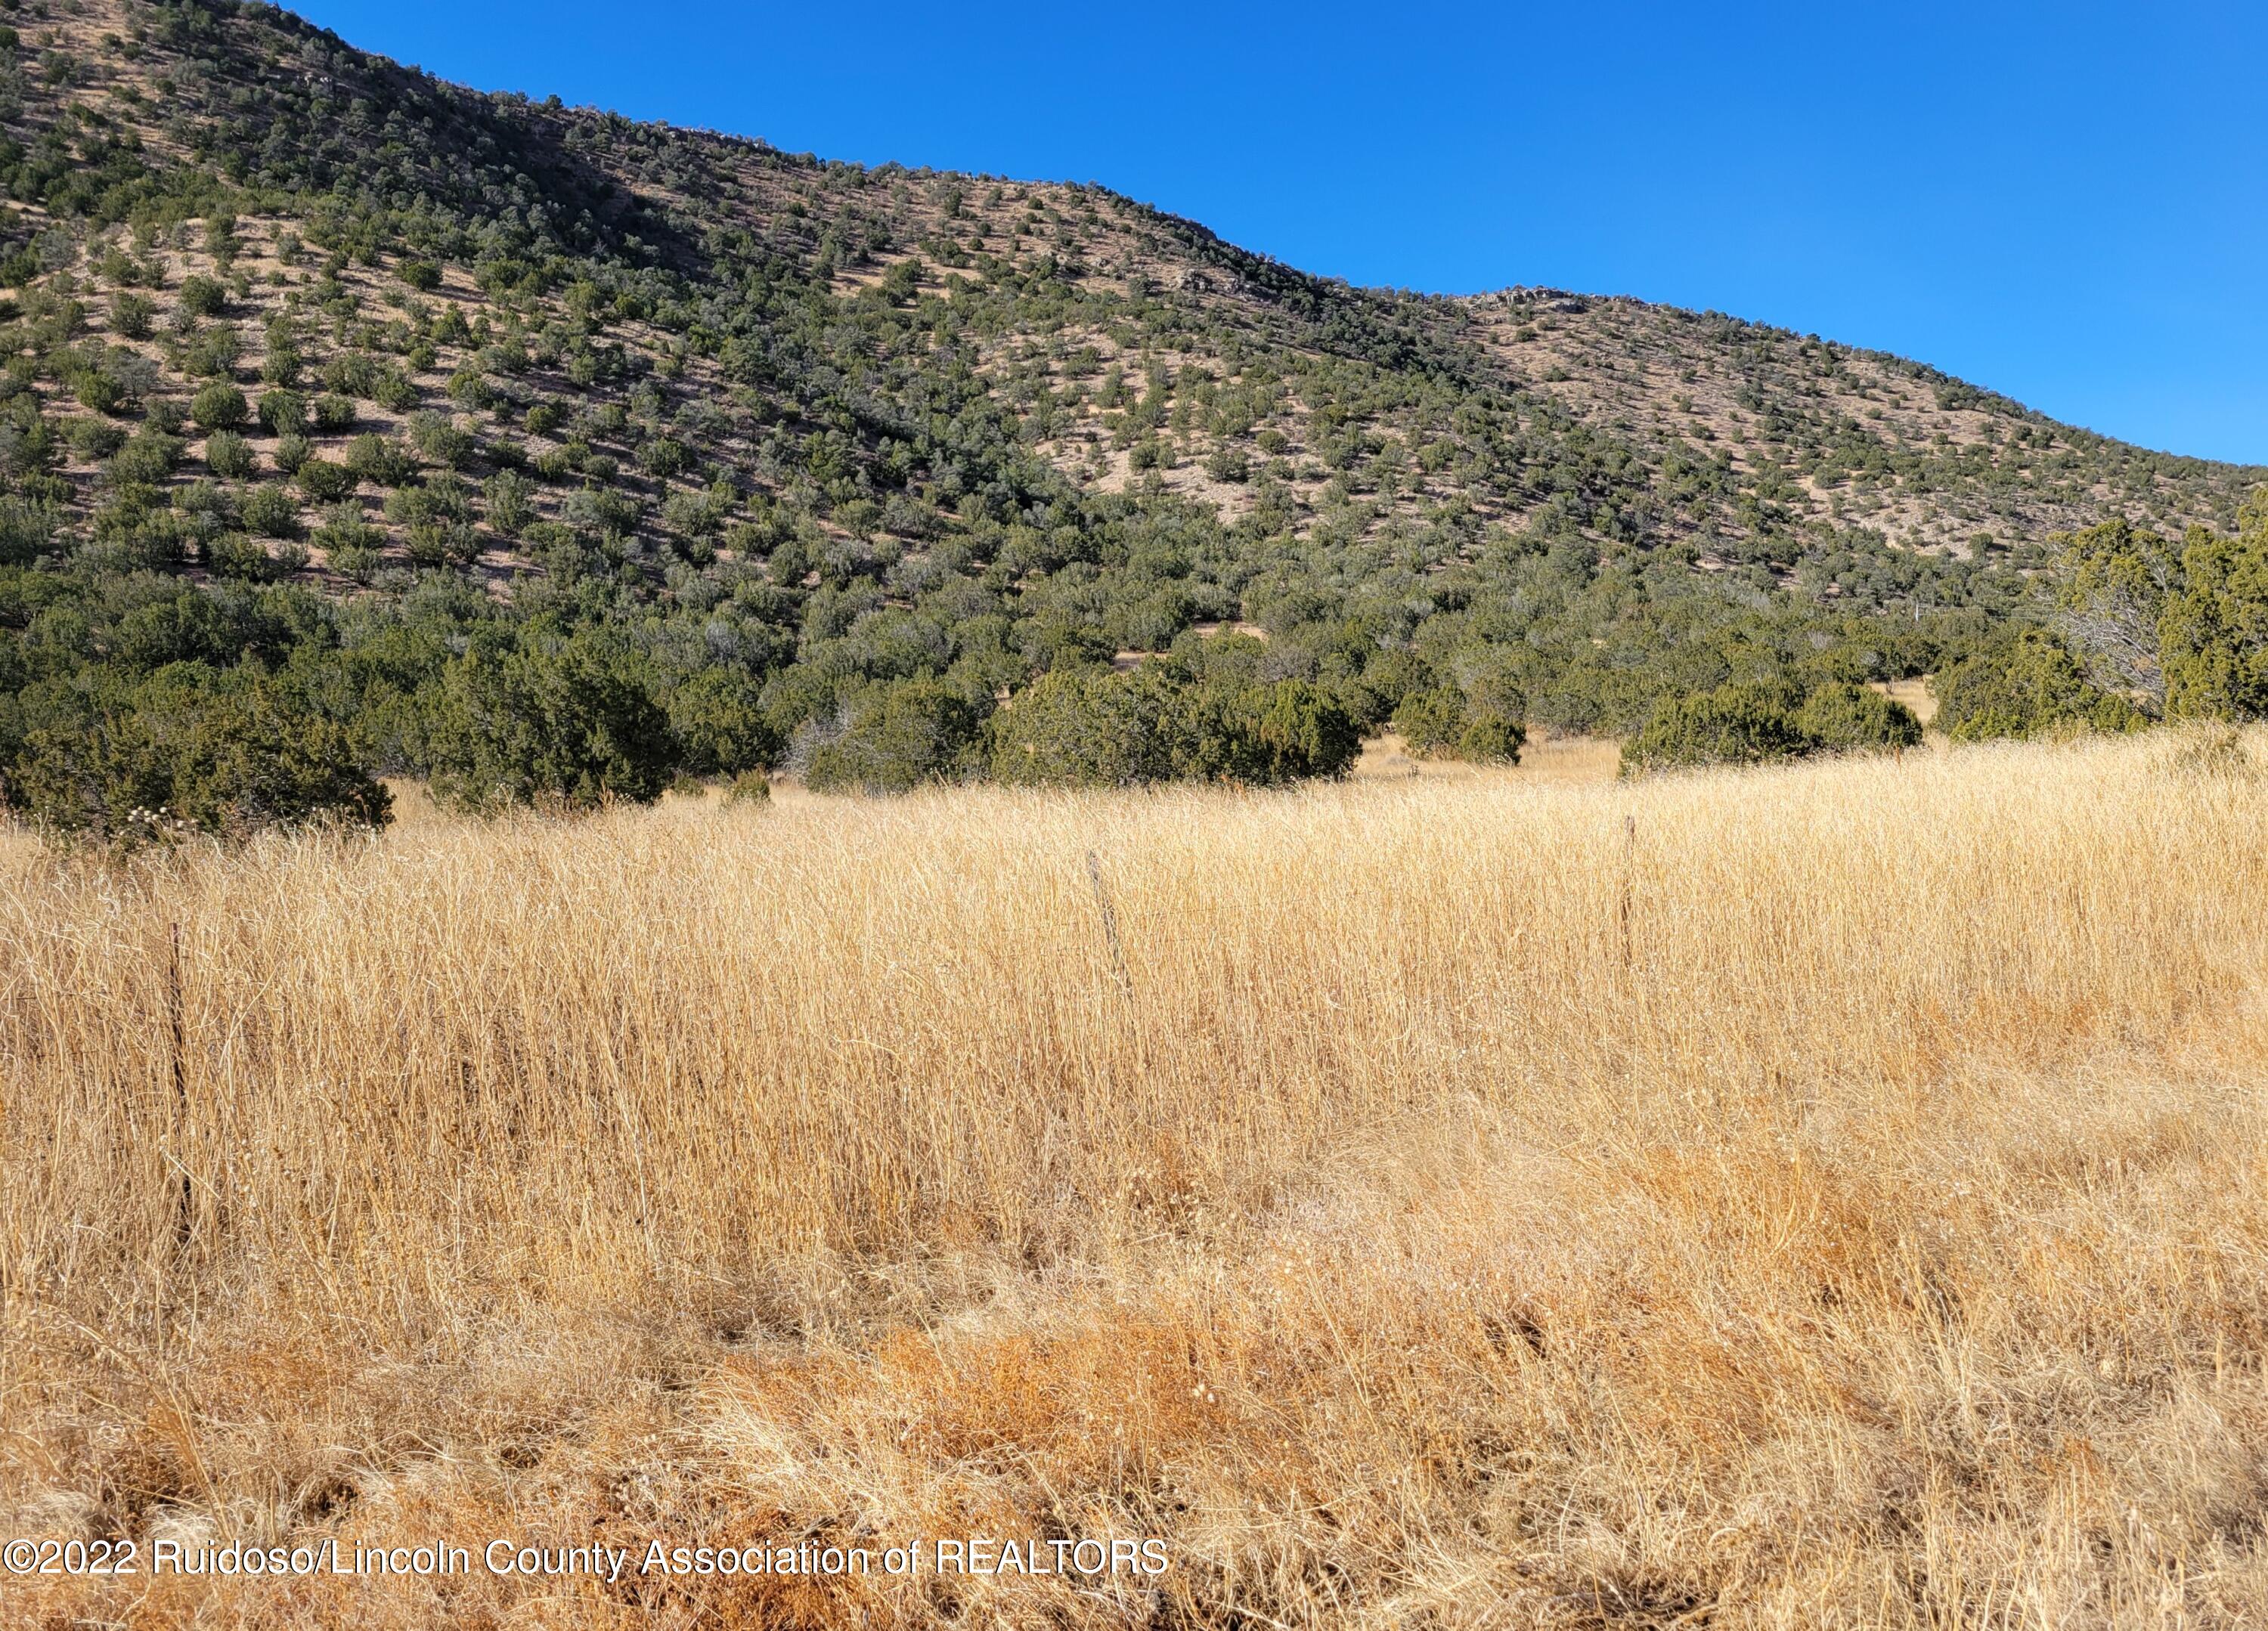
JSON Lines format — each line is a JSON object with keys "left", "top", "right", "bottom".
{"left": 0, "top": 0, "right": 2261, "bottom": 823}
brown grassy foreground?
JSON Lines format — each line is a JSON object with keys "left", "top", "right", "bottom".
{"left": 5, "top": 732, "right": 2268, "bottom": 1629}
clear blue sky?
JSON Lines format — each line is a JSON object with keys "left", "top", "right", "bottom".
{"left": 291, "top": 1, "right": 2268, "bottom": 465}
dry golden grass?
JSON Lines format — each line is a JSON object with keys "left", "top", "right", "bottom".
{"left": 5, "top": 731, "right": 2268, "bottom": 1628}
{"left": 1354, "top": 728, "right": 1624, "bottom": 786}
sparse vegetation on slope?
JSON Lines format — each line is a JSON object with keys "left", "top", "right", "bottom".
{"left": 0, "top": 0, "right": 2263, "bottom": 831}
{"left": 5, "top": 732, "right": 2268, "bottom": 1626}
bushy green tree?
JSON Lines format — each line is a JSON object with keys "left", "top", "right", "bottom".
{"left": 2159, "top": 523, "right": 2268, "bottom": 721}
{"left": 297, "top": 458, "right": 357, "bottom": 503}
{"left": 345, "top": 434, "right": 417, "bottom": 487}
{"left": 1393, "top": 680, "right": 1526, "bottom": 763}
{"left": 1794, "top": 682, "right": 1923, "bottom": 751}
{"left": 988, "top": 664, "right": 1179, "bottom": 786}
{"left": 1933, "top": 630, "right": 2146, "bottom": 742}
{"left": 110, "top": 292, "right": 153, "bottom": 339}
{"left": 484, "top": 469, "right": 534, "bottom": 537}
{"left": 1454, "top": 707, "right": 1525, "bottom": 763}
{"left": 988, "top": 665, "right": 1362, "bottom": 788}
{"left": 805, "top": 679, "right": 987, "bottom": 794}
{"left": 271, "top": 433, "right": 311, "bottom": 475}
{"left": 1622, "top": 682, "right": 1815, "bottom": 771}
{"left": 2057, "top": 518, "right": 2179, "bottom": 708}
{"left": 1242, "top": 678, "right": 1364, "bottom": 781}
{"left": 4, "top": 664, "right": 390, "bottom": 846}
{"left": 665, "top": 665, "right": 779, "bottom": 776}
{"left": 107, "top": 426, "right": 182, "bottom": 486}
{"left": 0, "top": 495, "right": 52, "bottom": 566}
{"left": 408, "top": 412, "right": 475, "bottom": 471}
{"left": 1392, "top": 685, "right": 1465, "bottom": 755}
{"left": 206, "top": 532, "right": 304, "bottom": 582}
{"left": 423, "top": 633, "right": 676, "bottom": 812}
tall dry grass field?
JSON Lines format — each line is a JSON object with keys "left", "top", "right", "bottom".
{"left": 5, "top": 732, "right": 2268, "bottom": 1628}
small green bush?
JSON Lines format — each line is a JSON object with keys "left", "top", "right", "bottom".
{"left": 206, "top": 531, "right": 295, "bottom": 581}
{"left": 204, "top": 429, "right": 253, "bottom": 478}
{"left": 110, "top": 291, "right": 153, "bottom": 339}
{"left": 405, "top": 518, "right": 480, "bottom": 568}
{"left": 181, "top": 326, "right": 242, "bottom": 378}
{"left": 241, "top": 482, "right": 302, "bottom": 540}
{"left": 445, "top": 367, "right": 491, "bottom": 410}
{"left": 482, "top": 469, "right": 533, "bottom": 537}
{"left": 73, "top": 371, "right": 122, "bottom": 416}
{"left": 105, "top": 427, "right": 181, "bottom": 486}
{"left": 323, "top": 352, "right": 379, "bottom": 398}
{"left": 256, "top": 388, "right": 305, "bottom": 435}
{"left": 345, "top": 434, "right": 417, "bottom": 487}
{"left": 297, "top": 458, "right": 357, "bottom": 503}
{"left": 409, "top": 412, "right": 474, "bottom": 469}
{"left": 327, "top": 543, "right": 382, "bottom": 582}
{"left": 260, "top": 342, "right": 302, "bottom": 388}
{"left": 640, "top": 437, "right": 692, "bottom": 478}
{"left": 177, "top": 274, "right": 227, "bottom": 317}
{"left": 314, "top": 502, "right": 383, "bottom": 581}
{"left": 371, "top": 370, "right": 418, "bottom": 413}
{"left": 189, "top": 380, "right": 249, "bottom": 432}
{"left": 271, "top": 432, "right": 311, "bottom": 474}
{"left": 64, "top": 416, "right": 125, "bottom": 460}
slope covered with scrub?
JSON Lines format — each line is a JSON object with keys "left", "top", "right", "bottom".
{"left": 0, "top": 0, "right": 2260, "bottom": 823}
